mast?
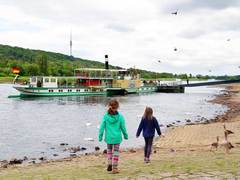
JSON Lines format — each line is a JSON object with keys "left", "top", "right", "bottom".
{"left": 70, "top": 30, "right": 73, "bottom": 57}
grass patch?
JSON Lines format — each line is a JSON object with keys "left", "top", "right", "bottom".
{"left": 0, "top": 76, "right": 29, "bottom": 84}
{"left": 0, "top": 148, "right": 240, "bottom": 180}
{"left": 0, "top": 147, "right": 239, "bottom": 179}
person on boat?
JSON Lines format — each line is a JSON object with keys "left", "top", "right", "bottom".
{"left": 98, "top": 99, "right": 128, "bottom": 174}
{"left": 37, "top": 80, "right": 42, "bottom": 87}
{"left": 136, "top": 107, "right": 161, "bottom": 163}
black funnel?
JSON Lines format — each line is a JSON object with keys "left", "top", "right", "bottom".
{"left": 105, "top": 55, "right": 109, "bottom": 69}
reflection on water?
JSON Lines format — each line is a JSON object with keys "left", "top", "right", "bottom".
{"left": 0, "top": 84, "right": 227, "bottom": 160}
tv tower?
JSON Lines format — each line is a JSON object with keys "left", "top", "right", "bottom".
{"left": 70, "top": 30, "right": 73, "bottom": 57}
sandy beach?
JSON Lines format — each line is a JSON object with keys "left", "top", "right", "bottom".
{"left": 155, "top": 86, "right": 240, "bottom": 150}
{"left": 1, "top": 84, "right": 240, "bottom": 179}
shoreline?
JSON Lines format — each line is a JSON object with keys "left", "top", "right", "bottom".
{"left": 0, "top": 85, "right": 236, "bottom": 164}
{"left": 0, "top": 85, "right": 226, "bottom": 163}
{"left": 1, "top": 84, "right": 240, "bottom": 179}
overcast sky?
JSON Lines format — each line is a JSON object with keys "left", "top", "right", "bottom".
{"left": 0, "top": 0, "right": 240, "bottom": 75}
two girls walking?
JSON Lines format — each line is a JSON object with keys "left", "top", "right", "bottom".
{"left": 98, "top": 99, "right": 161, "bottom": 173}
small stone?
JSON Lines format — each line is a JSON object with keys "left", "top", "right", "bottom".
{"left": 53, "top": 154, "right": 58, "bottom": 157}
{"left": 0, "top": 160, "right": 8, "bottom": 168}
{"left": 70, "top": 154, "right": 77, "bottom": 157}
{"left": 103, "top": 149, "right": 107, "bottom": 154}
{"left": 2, "top": 164, "right": 8, "bottom": 168}
{"left": 170, "top": 148, "right": 175, "bottom": 152}
{"left": 70, "top": 146, "right": 81, "bottom": 153}
{"left": 60, "top": 143, "right": 68, "bottom": 146}
{"left": 9, "top": 158, "right": 23, "bottom": 165}
{"left": 95, "top": 146, "right": 100, "bottom": 151}
{"left": 129, "top": 149, "right": 136, "bottom": 153}
{"left": 39, "top": 157, "right": 46, "bottom": 161}
{"left": 80, "top": 147, "right": 87, "bottom": 151}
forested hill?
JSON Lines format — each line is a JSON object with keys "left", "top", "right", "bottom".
{"left": 0, "top": 44, "right": 235, "bottom": 80}
{"left": 0, "top": 44, "right": 116, "bottom": 77}
{"left": 0, "top": 44, "right": 178, "bottom": 79}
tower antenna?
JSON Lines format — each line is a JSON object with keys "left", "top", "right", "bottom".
{"left": 70, "top": 30, "right": 73, "bottom": 57}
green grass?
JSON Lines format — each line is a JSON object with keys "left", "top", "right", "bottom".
{"left": 0, "top": 76, "right": 29, "bottom": 83}
{"left": 0, "top": 149, "right": 239, "bottom": 180}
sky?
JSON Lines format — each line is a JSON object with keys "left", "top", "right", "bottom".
{"left": 0, "top": 0, "right": 240, "bottom": 75}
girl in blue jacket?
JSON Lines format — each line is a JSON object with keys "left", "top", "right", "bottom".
{"left": 136, "top": 107, "right": 161, "bottom": 163}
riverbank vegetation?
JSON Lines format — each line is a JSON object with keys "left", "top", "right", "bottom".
{"left": 0, "top": 44, "right": 238, "bottom": 81}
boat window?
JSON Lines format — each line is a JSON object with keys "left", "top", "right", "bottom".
{"left": 45, "top": 78, "right": 49, "bottom": 83}
{"left": 68, "top": 89, "right": 72, "bottom": 92}
{"left": 59, "top": 89, "right": 63, "bottom": 92}
{"left": 51, "top": 78, "right": 56, "bottom": 83}
{"left": 31, "top": 77, "right": 36, "bottom": 83}
{"left": 48, "top": 89, "right": 54, "bottom": 92}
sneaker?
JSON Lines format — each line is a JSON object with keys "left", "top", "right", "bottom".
{"left": 112, "top": 168, "right": 119, "bottom": 174}
{"left": 107, "top": 165, "right": 112, "bottom": 171}
{"left": 145, "top": 158, "right": 150, "bottom": 163}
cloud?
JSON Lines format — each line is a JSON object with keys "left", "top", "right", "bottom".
{"left": 105, "top": 23, "right": 135, "bottom": 33}
{"left": 158, "top": 0, "right": 240, "bottom": 13}
{"left": 0, "top": 0, "right": 240, "bottom": 75}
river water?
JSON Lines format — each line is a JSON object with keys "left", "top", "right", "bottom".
{"left": 0, "top": 84, "right": 227, "bottom": 161}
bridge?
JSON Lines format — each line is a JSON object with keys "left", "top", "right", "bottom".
{"left": 156, "top": 79, "right": 240, "bottom": 93}
{"left": 181, "top": 79, "right": 240, "bottom": 87}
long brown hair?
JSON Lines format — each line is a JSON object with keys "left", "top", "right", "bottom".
{"left": 143, "top": 107, "right": 153, "bottom": 120}
{"left": 108, "top": 99, "right": 119, "bottom": 115}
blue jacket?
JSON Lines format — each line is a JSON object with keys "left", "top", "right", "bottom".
{"left": 136, "top": 116, "right": 161, "bottom": 137}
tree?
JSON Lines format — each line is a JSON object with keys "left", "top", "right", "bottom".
{"left": 37, "top": 55, "right": 48, "bottom": 75}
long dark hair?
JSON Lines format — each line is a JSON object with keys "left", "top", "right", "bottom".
{"left": 143, "top": 107, "right": 153, "bottom": 120}
{"left": 107, "top": 99, "right": 119, "bottom": 115}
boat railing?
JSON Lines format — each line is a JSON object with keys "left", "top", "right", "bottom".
{"left": 159, "top": 81, "right": 183, "bottom": 86}
{"left": 142, "top": 84, "right": 156, "bottom": 87}
{"left": 57, "top": 85, "right": 87, "bottom": 89}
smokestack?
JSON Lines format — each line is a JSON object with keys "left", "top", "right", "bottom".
{"left": 105, "top": 55, "right": 109, "bottom": 69}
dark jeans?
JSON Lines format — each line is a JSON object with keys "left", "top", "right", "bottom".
{"left": 144, "top": 137, "right": 154, "bottom": 158}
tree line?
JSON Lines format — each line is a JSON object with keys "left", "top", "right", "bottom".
{"left": 0, "top": 44, "right": 237, "bottom": 80}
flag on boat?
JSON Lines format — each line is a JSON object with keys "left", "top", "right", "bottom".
{"left": 12, "top": 67, "right": 20, "bottom": 74}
